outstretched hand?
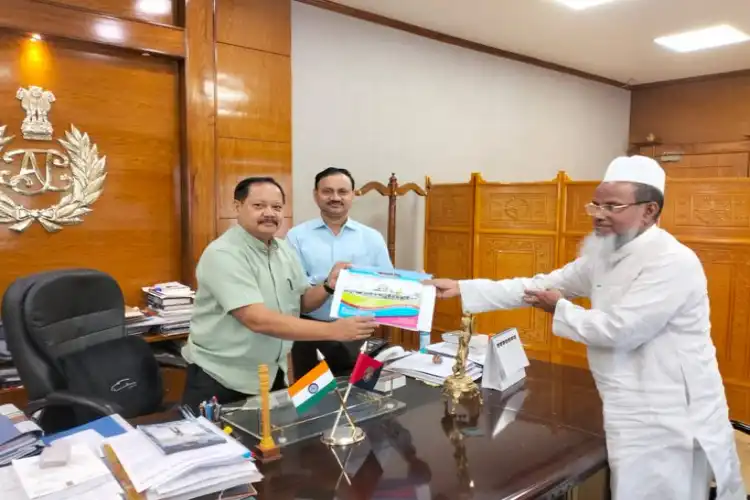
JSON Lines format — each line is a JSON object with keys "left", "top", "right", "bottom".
{"left": 422, "top": 278, "right": 460, "bottom": 299}
{"left": 523, "top": 289, "right": 563, "bottom": 313}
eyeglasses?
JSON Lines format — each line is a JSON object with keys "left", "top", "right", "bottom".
{"left": 584, "top": 202, "right": 647, "bottom": 216}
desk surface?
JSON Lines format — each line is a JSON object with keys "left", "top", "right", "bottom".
{"left": 250, "top": 360, "right": 606, "bottom": 500}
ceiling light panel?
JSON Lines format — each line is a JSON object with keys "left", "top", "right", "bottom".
{"left": 554, "top": 0, "right": 620, "bottom": 10}
{"left": 655, "top": 24, "right": 750, "bottom": 53}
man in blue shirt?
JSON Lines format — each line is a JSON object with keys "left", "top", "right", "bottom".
{"left": 287, "top": 167, "right": 392, "bottom": 376}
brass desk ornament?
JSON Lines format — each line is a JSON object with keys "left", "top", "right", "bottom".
{"left": 254, "top": 364, "right": 282, "bottom": 463}
{"left": 442, "top": 313, "right": 482, "bottom": 414}
{"left": 441, "top": 393, "right": 481, "bottom": 499}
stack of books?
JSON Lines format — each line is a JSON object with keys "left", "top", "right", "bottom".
{"left": 142, "top": 282, "right": 195, "bottom": 335}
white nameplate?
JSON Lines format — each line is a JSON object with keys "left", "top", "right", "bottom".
{"left": 482, "top": 328, "right": 530, "bottom": 392}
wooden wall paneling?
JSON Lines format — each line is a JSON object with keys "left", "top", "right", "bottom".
{"left": 216, "top": 138, "right": 292, "bottom": 219}
{"left": 0, "top": 33, "right": 181, "bottom": 305}
{"left": 423, "top": 176, "right": 476, "bottom": 339}
{"left": 637, "top": 143, "right": 750, "bottom": 179}
{"left": 639, "top": 141, "right": 750, "bottom": 157}
{"left": 659, "top": 153, "right": 749, "bottom": 179}
{"left": 660, "top": 179, "right": 750, "bottom": 244}
{"left": 217, "top": 0, "right": 291, "bottom": 55}
{"left": 630, "top": 74, "right": 750, "bottom": 145}
{"left": 215, "top": 43, "right": 292, "bottom": 143}
{"left": 0, "top": 0, "right": 185, "bottom": 57}
{"left": 214, "top": 1, "right": 292, "bottom": 239}
{"left": 182, "top": 0, "right": 216, "bottom": 287}
{"left": 41, "top": 0, "right": 178, "bottom": 26}
{"left": 472, "top": 177, "right": 559, "bottom": 361}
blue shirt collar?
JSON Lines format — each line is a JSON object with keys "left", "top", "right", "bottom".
{"left": 313, "top": 217, "right": 359, "bottom": 232}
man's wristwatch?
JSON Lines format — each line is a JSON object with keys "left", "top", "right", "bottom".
{"left": 323, "top": 279, "right": 335, "bottom": 295}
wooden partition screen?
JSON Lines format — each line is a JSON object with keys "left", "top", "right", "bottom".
{"left": 425, "top": 172, "right": 750, "bottom": 421}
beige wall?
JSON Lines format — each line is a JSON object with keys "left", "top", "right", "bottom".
{"left": 291, "top": 3, "right": 631, "bottom": 270}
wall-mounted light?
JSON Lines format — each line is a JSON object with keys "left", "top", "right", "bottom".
{"left": 30, "top": 33, "right": 42, "bottom": 42}
{"left": 94, "top": 21, "right": 125, "bottom": 42}
{"left": 136, "top": 0, "right": 171, "bottom": 16}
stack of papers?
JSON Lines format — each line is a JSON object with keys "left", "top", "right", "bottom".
{"left": 12, "top": 444, "right": 122, "bottom": 500}
{"left": 428, "top": 341, "right": 487, "bottom": 366}
{"left": 1, "top": 464, "right": 123, "bottom": 500}
{"left": 105, "top": 417, "right": 262, "bottom": 500}
{"left": 387, "top": 352, "right": 482, "bottom": 385}
{"left": 0, "top": 404, "right": 43, "bottom": 465}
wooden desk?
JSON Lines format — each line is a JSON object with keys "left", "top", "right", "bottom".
{"left": 240, "top": 360, "right": 607, "bottom": 499}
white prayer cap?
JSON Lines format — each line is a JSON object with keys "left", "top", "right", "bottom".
{"left": 602, "top": 155, "right": 666, "bottom": 193}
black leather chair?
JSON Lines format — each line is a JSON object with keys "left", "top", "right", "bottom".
{"left": 2, "top": 269, "right": 164, "bottom": 433}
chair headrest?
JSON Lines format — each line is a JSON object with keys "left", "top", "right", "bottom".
{"left": 21, "top": 269, "right": 126, "bottom": 359}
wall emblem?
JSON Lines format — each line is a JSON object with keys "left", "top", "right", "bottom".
{"left": 0, "top": 86, "right": 106, "bottom": 233}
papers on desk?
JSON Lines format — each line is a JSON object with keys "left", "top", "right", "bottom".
{"left": 0, "top": 404, "right": 43, "bottom": 465}
{"left": 428, "top": 340, "right": 487, "bottom": 366}
{"left": 12, "top": 444, "right": 121, "bottom": 500}
{"left": 387, "top": 352, "right": 482, "bottom": 385}
{"left": 105, "top": 416, "right": 262, "bottom": 500}
{"left": 388, "top": 327, "right": 530, "bottom": 391}
{"left": 1, "top": 464, "right": 123, "bottom": 500}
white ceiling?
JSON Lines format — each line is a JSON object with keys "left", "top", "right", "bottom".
{"left": 327, "top": 0, "right": 750, "bottom": 85}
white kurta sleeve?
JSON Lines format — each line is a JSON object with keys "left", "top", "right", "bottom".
{"left": 552, "top": 250, "right": 704, "bottom": 351}
{"left": 459, "top": 258, "right": 592, "bottom": 314}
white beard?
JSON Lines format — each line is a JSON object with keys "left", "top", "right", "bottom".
{"left": 578, "top": 228, "right": 641, "bottom": 264}
{"left": 579, "top": 232, "right": 617, "bottom": 264}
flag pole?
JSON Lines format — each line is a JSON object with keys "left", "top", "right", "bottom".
{"left": 334, "top": 386, "right": 357, "bottom": 435}
{"left": 329, "top": 341, "right": 368, "bottom": 438}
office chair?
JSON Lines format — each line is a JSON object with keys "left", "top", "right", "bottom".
{"left": 2, "top": 269, "right": 164, "bottom": 433}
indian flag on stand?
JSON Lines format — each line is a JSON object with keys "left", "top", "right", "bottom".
{"left": 288, "top": 358, "right": 337, "bottom": 414}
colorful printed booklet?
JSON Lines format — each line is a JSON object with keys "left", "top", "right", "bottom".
{"left": 329, "top": 267, "right": 436, "bottom": 332}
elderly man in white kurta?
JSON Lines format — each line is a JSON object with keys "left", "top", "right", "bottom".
{"left": 427, "top": 156, "right": 745, "bottom": 500}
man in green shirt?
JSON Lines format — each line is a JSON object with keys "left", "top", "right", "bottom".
{"left": 181, "top": 177, "right": 376, "bottom": 411}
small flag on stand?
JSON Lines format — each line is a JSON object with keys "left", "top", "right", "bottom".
{"left": 349, "top": 352, "right": 384, "bottom": 391}
{"left": 288, "top": 357, "right": 336, "bottom": 414}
